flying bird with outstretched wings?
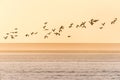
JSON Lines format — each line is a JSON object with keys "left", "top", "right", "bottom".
{"left": 44, "top": 35, "right": 48, "bottom": 39}
{"left": 80, "top": 21, "right": 86, "bottom": 28}
{"left": 111, "top": 18, "right": 117, "bottom": 24}
{"left": 89, "top": 19, "right": 99, "bottom": 25}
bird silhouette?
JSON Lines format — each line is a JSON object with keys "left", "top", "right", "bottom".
{"left": 111, "top": 18, "right": 117, "bottom": 24}
{"left": 14, "top": 31, "right": 18, "bottom": 34}
{"left": 25, "top": 34, "right": 29, "bottom": 37}
{"left": 69, "top": 23, "right": 74, "bottom": 28}
{"left": 6, "top": 33, "right": 9, "bottom": 35}
{"left": 44, "top": 22, "right": 48, "bottom": 24}
{"left": 43, "top": 22, "right": 49, "bottom": 30}
{"left": 52, "top": 28, "right": 56, "bottom": 32}
{"left": 44, "top": 35, "right": 48, "bottom": 39}
{"left": 60, "top": 26, "right": 64, "bottom": 29}
{"left": 93, "top": 19, "right": 99, "bottom": 22}
{"left": 54, "top": 32, "right": 60, "bottom": 36}
{"left": 59, "top": 26, "right": 64, "bottom": 32}
{"left": 89, "top": 19, "right": 99, "bottom": 25}
{"left": 14, "top": 28, "right": 18, "bottom": 30}
{"left": 31, "top": 32, "right": 34, "bottom": 35}
{"left": 67, "top": 35, "right": 71, "bottom": 38}
{"left": 102, "top": 22, "right": 105, "bottom": 26}
{"left": 70, "top": 23, "right": 74, "bottom": 25}
{"left": 69, "top": 25, "right": 72, "bottom": 28}
{"left": 82, "top": 25, "right": 86, "bottom": 28}
{"left": 76, "top": 25, "right": 80, "bottom": 28}
{"left": 34, "top": 32, "right": 38, "bottom": 34}
{"left": 47, "top": 32, "right": 52, "bottom": 35}
{"left": 80, "top": 22, "right": 86, "bottom": 28}
{"left": 89, "top": 19, "right": 94, "bottom": 25}
{"left": 4, "top": 36, "right": 8, "bottom": 39}
{"left": 80, "top": 22, "right": 86, "bottom": 26}
{"left": 99, "top": 27, "right": 103, "bottom": 29}
{"left": 59, "top": 29, "right": 63, "bottom": 33}
{"left": 10, "top": 35, "right": 14, "bottom": 39}
{"left": 43, "top": 26, "right": 49, "bottom": 31}
{"left": 43, "top": 26, "right": 46, "bottom": 29}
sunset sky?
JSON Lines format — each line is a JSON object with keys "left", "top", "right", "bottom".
{"left": 0, "top": 0, "right": 120, "bottom": 43}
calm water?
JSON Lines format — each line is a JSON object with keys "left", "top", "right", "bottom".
{"left": 0, "top": 62, "right": 120, "bottom": 80}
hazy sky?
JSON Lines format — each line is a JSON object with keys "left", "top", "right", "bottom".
{"left": 0, "top": 0, "right": 120, "bottom": 43}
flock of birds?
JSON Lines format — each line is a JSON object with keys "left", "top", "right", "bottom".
{"left": 3, "top": 18, "right": 118, "bottom": 40}
{"left": 3, "top": 28, "right": 18, "bottom": 39}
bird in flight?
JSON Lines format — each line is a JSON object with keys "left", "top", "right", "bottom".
{"left": 102, "top": 22, "right": 105, "bottom": 26}
{"left": 111, "top": 18, "right": 117, "bottom": 24}
{"left": 99, "top": 27, "right": 103, "bottom": 29}
{"left": 80, "top": 21, "right": 86, "bottom": 28}
{"left": 54, "top": 32, "right": 60, "bottom": 36}
{"left": 70, "top": 23, "right": 74, "bottom": 25}
{"left": 80, "top": 22, "right": 86, "bottom": 26}
{"left": 47, "top": 32, "right": 52, "bottom": 35}
{"left": 99, "top": 22, "right": 105, "bottom": 29}
{"left": 10, "top": 35, "right": 14, "bottom": 39}
{"left": 69, "top": 25, "right": 72, "bottom": 28}
{"left": 59, "top": 26, "right": 64, "bottom": 32}
{"left": 25, "top": 34, "right": 29, "bottom": 37}
{"left": 43, "top": 26, "right": 49, "bottom": 30}
{"left": 69, "top": 23, "right": 74, "bottom": 28}
{"left": 59, "top": 29, "right": 62, "bottom": 33}
{"left": 3, "top": 36, "right": 8, "bottom": 39}
{"left": 43, "top": 25, "right": 46, "bottom": 29}
{"left": 60, "top": 26, "right": 64, "bottom": 30}
{"left": 89, "top": 19, "right": 94, "bottom": 25}
{"left": 89, "top": 19, "right": 99, "bottom": 25}
{"left": 44, "top": 22, "right": 48, "bottom": 24}
{"left": 52, "top": 28, "right": 56, "bottom": 32}
{"left": 43, "top": 22, "right": 49, "bottom": 30}
{"left": 76, "top": 25, "right": 80, "bottom": 28}
{"left": 44, "top": 35, "right": 48, "bottom": 39}
{"left": 14, "top": 31, "right": 18, "bottom": 34}
{"left": 6, "top": 33, "right": 9, "bottom": 35}
{"left": 67, "top": 35, "right": 71, "bottom": 38}
{"left": 14, "top": 28, "right": 18, "bottom": 30}
{"left": 34, "top": 32, "right": 38, "bottom": 34}
{"left": 31, "top": 32, "right": 34, "bottom": 35}
{"left": 93, "top": 19, "right": 99, "bottom": 22}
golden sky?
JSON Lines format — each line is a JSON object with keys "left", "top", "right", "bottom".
{"left": 0, "top": 0, "right": 120, "bottom": 43}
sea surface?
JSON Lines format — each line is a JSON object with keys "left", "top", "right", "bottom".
{"left": 0, "top": 62, "right": 120, "bottom": 80}
{"left": 0, "top": 53, "right": 120, "bottom": 80}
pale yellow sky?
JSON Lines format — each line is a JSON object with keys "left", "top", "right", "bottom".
{"left": 0, "top": 0, "right": 120, "bottom": 43}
